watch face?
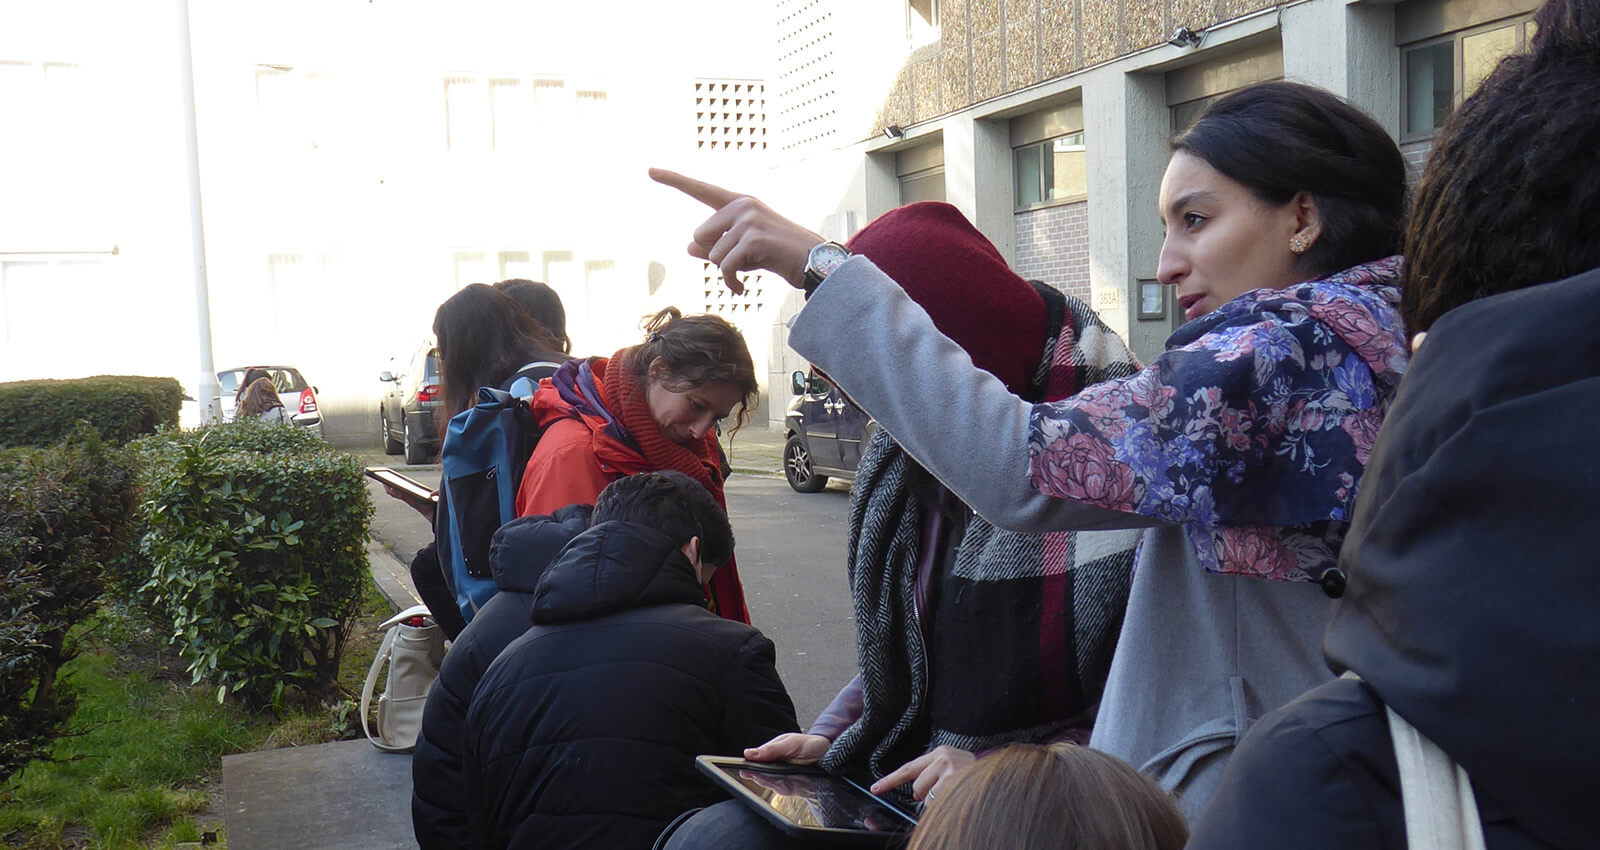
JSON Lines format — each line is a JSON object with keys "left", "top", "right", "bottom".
{"left": 809, "top": 243, "right": 850, "bottom": 277}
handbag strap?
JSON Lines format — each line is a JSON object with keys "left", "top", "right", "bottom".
{"left": 360, "top": 625, "right": 412, "bottom": 753}
{"left": 1341, "top": 671, "right": 1487, "bottom": 850}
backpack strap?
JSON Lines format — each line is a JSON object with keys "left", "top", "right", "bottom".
{"left": 504, "top": 361, "right": 563, "bottom": 398}
{"left": 1340, "top": 671, "right": 1486, "bottom": 850}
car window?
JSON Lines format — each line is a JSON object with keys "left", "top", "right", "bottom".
{"left": 424, "top": 350, "right": 441, "bottom": 382}
{"left": 274, "top": 369, "right": 309, "bottom": 392}
{"left": 218, "top": 370, "right": 242, "bottom": 396}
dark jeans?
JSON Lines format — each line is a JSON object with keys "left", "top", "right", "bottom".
{"left": 409, "top": 543, "right": 467, "bottom": 640}
{"left": 657, "top": 800, "right": 843, "bottom": 850}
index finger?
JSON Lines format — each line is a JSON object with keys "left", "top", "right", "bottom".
{"left": 649, "top": 167, "right": 742, "bottom": 210}
{"left": 870, "top": 751, "right": 932, "bottom": 795}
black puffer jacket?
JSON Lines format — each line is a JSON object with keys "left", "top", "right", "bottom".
{"left": 1189, "top": 267, "right": 1600, "bottom": 850}
{"left": 412, "top": 505, "right": 592, "bottom": 849}
{"left": 464, "top": 520, "right": 799, "bottom": 850}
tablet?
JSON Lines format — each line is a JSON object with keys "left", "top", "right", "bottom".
{"left": 695, "top": 756, "right": 917, "bottom": 846}
{"left": 364, "top": 466, "right": 437, "bottom": 509}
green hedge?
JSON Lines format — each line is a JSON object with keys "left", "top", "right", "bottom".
{"left": 0, "top": 375, "right": 185, "bottom": 448}
{"left": 132, "top": 420, "right": 373, "bottom": 708}
{"left": 0, "top": 430, "right": 138, "bottom": 784}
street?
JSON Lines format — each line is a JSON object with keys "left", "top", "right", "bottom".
{"left": 363, "top": 454, "right": 860, "bottom": 726}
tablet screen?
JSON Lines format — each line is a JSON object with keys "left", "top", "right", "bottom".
{"left": 707, "top": 761, "right": 915, "bottom": 834}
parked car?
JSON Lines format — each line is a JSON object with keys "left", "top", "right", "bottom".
{"left": 783, "top": 369, "right": 875, "bottom": 493}
{"left": 378, "top": 341, "right": 442, "bottom": 464}
{"left": 217, "top": 365, "right": 324, "bottom": 438}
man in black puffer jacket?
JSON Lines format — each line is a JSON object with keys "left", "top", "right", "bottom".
{"left": 412, "top": 503, "right": 593, "bottom": 849}
{"left": 463, "top": 471, "right": 800, "bottom": 850}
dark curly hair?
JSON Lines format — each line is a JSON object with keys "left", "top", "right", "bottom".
{"left": 623, "top": 308, "right": 758, "bottom": 432}
{"left": 592, "top": 470, "right": 734, "bottom": 567}
{"left": 1174, "top": 81, "right": 1407, "bottom": 278}
{"left": 1401, "top": 0, "right": 1600, "bottom": 335}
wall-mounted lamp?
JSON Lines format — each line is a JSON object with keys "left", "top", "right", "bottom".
{"left": 1167, "top": 26, "right": 1205, "bottom": 48}
{"left": 882, "top": 125, "right": 905, "bottom": 140}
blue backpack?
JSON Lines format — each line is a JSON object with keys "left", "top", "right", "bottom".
{"left": 433, "top": 362, "right": 560, "bottom": 624}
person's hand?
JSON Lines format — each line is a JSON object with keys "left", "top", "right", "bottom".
{"left": 382, "top": 482, "right": 438, "bottom": 525}
{"left": 744, "top": 733, "right": 831, "bottom": 765}
{"left": 649, "top": 168, "right": 825, "bottom": 293}
{"left": 869, "top": 746, "right": 976, "bottom": 803}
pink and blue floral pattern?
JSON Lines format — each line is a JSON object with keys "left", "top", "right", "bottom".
{"left": 1027, "top": 256, "right": 1407, "bottom": 581}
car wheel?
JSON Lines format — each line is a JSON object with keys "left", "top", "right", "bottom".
{"left": 403, "top": 416, "right": 430, "bottom": 465}
{"left": 784, "top": 435, "right": 827, "bottom": 493}
{"left": 381, "top": 409, "right": 403, "bottom": 455}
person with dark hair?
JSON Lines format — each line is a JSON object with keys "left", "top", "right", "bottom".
{"left": 1188, "top": 2, "right": 1600, "bottom": 846}
{"left": 234, "top": 375, "right": 288, "bottom": 423}
{"left": 513, "top": 307, "right": 758, "bottom": 623}
{"left": 908, "top": 743, "right": 1188, "bottom": 850}
{"left": 493, "top": 278, "right": 572, "bottom": 355}
{"left": 654, "top": 79, "right": 1409, "bottom": 816}
{"left": 461, "top": 471, "right": 798, "bottom": 850}
{"left": 398, "top": 283, "right": 572, "bottom": 640}
{"left": 411, "top": 503, "right": 592, "bottom": 850}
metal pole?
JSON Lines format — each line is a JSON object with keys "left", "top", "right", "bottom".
{"left": 177, "top": 0, "right": 222, "bottom": 424}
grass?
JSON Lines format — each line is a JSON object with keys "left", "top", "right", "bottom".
{"left": 0, "top": 581, "right": 392, "bottom": 849}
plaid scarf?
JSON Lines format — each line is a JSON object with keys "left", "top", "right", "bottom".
{"left": 820, "top": 285, "right": 1143, "bottom": 789}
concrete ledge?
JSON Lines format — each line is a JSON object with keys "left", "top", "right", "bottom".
{"left": 222, "top": 739, "right": 418, "bottom": 850}
{"left": 367, "top": 539, "right": 421, "bottom": 613}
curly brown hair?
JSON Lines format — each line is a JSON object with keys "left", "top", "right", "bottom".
{"left": 1401, "top": 0, "right": 1600, "bottom": 335}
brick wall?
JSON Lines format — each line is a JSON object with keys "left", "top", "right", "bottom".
{"left": 1014, "top": 201, "right": 1090, "bottom": 302}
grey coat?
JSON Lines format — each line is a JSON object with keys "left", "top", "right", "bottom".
{"left": 788, "top": 257, "right": 1335, "bottom": 818}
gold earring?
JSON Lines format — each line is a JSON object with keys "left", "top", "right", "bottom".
{"left": 1290, "top": 235, "right": 1309, "bottom": 255}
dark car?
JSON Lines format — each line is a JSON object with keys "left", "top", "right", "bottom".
{"left": 378, "top": 341, "right": 442, "bottom": 464}
{"left": 783, "top": 369, "right": 875, "bottom": 493}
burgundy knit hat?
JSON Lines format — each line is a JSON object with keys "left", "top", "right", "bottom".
{"left": 845, "top": 202, "right": 1048, "bottom": 396}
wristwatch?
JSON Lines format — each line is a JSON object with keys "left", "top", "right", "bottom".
{"left": 801, "top": 241, "right": 851, "bottom": 293}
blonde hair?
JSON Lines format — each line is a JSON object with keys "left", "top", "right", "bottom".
{"left": 907, "top": 743, "right": 1187, "bottom": 850}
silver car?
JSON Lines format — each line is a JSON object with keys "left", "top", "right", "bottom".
{"left": 217, "top": 365, "right": 324, "bottom": 438}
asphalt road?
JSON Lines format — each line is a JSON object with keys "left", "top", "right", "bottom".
{"left": 361, "top": 452, "right": 860, "bottom": 726}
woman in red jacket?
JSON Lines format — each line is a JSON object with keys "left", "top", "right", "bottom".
{"left": 515, "top": 307, "right": 757, "bottom": 623}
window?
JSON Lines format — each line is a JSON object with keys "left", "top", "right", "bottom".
{"left": 1014, "top": 133, "right": 1086, "bottom": 208}
{"left": 896, "top": 140, "right": 945, "bottom": 204}
{"left": 1165, "top": 40, "right": 1283, "bottom": 135}
{"left": 1399, "top": 6, "right": 1537, "bottom": 138}
{"left": 908, "top": 0, "right": 940, "bottom": 48}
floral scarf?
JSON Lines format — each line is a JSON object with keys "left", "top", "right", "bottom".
{"left": 543, "top": 354, "right": 749, "bottom": 622}
{"left": 1027, "top": 256, "right": 1408, "bottom": 583}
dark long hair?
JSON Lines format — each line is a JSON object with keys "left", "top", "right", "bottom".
{"left": 907, "top": 743, "right": 1188, "bottom": 850}
{"left": 622, "top": 308, "right": 758, "bottom": 432}
{"left": 1401, "top": 0, "right": 1600, "bottom": 335}
{"left": 433, "top": 284, "right": 568, "bottom": 436}
{"left": 493, "top": 279, "right": 571, "bottom": 354}
{"left": 1174, "top": 82, "right": 1406, "bottom": 278}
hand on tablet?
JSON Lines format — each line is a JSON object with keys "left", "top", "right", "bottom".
{"left": 744, "top": 733, "right": 831, "bottom": 765}
{"left": 382, "top": 482, "right": 438, "bottom": 525}
{"left": 870, "top": 745, "right": 976, "bottom": 802}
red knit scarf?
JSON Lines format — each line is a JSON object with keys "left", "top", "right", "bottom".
{"left": 602, "top": 349, "right": 750, "bottom": 623}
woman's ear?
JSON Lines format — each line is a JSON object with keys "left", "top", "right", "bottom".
{"left": 646, "top": 356, "right": 670, "bottom": 385}
{"left": 1290, "top": 190, "right": 1323, "bottom": 253}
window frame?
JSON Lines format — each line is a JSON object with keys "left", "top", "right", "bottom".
{"left": 1012, "top": 131, "right": 1088, "bottom": 212}
{"left": 1399, "top": 13, "right": 1535, "bottom": 142}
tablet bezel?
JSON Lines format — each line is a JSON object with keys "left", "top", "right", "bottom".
{"left": 363, "top": 466, "right": 436, "bottom": 507}
{"left": 695, "top": 755, "right": 917, "bottom": 846}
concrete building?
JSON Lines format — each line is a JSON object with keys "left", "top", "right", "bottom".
{"left": 762, "top": 0, "right": 1541, "bottom": 391}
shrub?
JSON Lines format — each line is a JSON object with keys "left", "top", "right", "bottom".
{"left": 133, "top": 420, "right": 373, "bottom": 708}
{"left": 0, "top": 429, "right": 138, "bottom": 785}
{"left": 0, "top": 375, "right": 184, "bottom": 449}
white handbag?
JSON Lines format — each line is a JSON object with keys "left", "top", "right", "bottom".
{"left": 1343, "top": 671, "right": 1487, "bottom": 850}
{"left": 361, "top": 604, "right": 447, "bottom": 753}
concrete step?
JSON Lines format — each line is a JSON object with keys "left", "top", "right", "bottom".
{"left": 222, "top": 739, "right": 418, "bottom": 850}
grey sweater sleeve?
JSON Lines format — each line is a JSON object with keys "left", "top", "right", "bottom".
{"left": 788, "top": 256, "right": 1160, "bottom": 534}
